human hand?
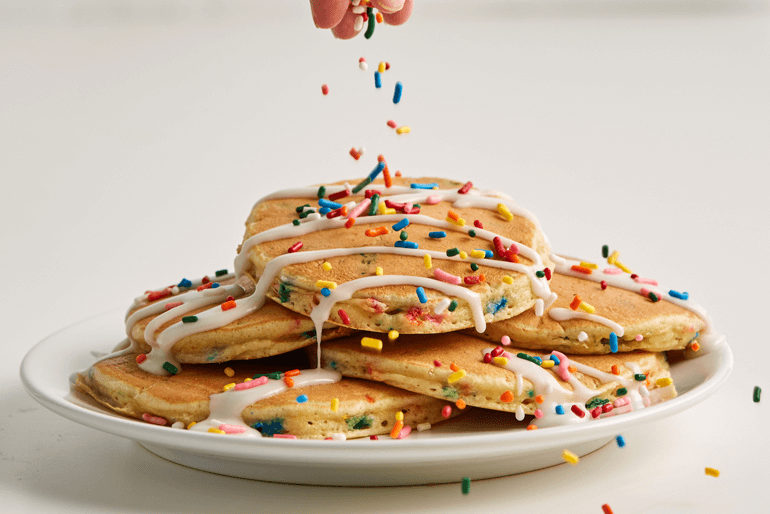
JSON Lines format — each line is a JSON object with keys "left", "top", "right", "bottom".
{"left": 310, "top": 0, "right": 414, "bottom": 40}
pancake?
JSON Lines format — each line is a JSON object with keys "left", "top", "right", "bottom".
{"left": 238, "top": 175, "right": 556, "bottom": 335}
{"left": 76, "top": 353, "right": 464, "bottom": 440}
{"left": 474, "top": 270, "right": 705, "bottom": 354}
{"left": 320, "top": 331, "right": 676, "bottom": 427}
{"left": 127, "top": 276, "right": 350, "bottom": 364}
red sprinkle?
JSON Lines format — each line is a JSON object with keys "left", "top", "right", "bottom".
{"left": 164, "top": 301, "right": 183, "bottom": 311}
{"left": 387, "top": 120, "right": 397, "bottom": 128}
{"left": 385, "top": 62, "right": 390, "bottom": 70}
{"left": 136, "top": 354, "right": 147, "bottom": 364}
{"left": 365, "top": 395, "right": 375, "bottom": 403}
{"left": 630, "top": 274, "right": 638, "bottom": 279}
{"left": 602, "top": 505, "right": 614, "bottom": 514}
{"left": 433, "top": 360, "right": 442, "bottom": 367}
{"left": 364, "top": 189, "right": 382, "bottom": 198}
{"left": 441, "top": 405, "right": 452, "bottom": 418}
{"left": 464, "top": 275, "right": 482, "bottom": 285}
{"left": 221, "top": 300, "right": 236, "bottom": 311}
{"left": 326, "top": 207, "right": 345, "bottom": 219}
{"left": 321, "top": 84, "right": 329, "bottom": 95}
{"left": 370, "top": 435, "right": 378, "bottom": 440}
{"left": 349, "top": 147, "right": 361, "bottom": 160}
{"left": 328, "top": 189, "right": 350, "bottom": 202}
{"left": 226, "top": 295, "right": 235, "bottom": 302}
{"left": 197, "top": 282, "right": 213, "bottom": 292}
{"left": 543, "top": 268, "right": 552, "bottom": 280}
{"left": 602, "top": 404, "right": 614, "bottom": 413}
{"left": 591, "top": 407, "right": 602, "bottom": 418}
{"left": 201, "top": 276, "right": 210, "bottom": 284}
{"left": 147, "top": 289, "right": 171, "bottom": 302}
{"left": 385, "top": 199, "right": 405, "bottom": 210}
{"left": 457, "top": 181, "right": 473, "bottom": 194}
{"left": 491, "top": 346, "right": 504, "bottom": 357}
{"left": 571, "top": 405, "right": 586, "bottom": 418}
{"left": 601, "top": 280, "right": 608, "bottom": 290}
{"left": 473, "top": 220, "right": 483, "bottom": 229}
{"left": 288, "top": 242, "right": 303, "bottom": 253}
{"left": 483, "top": 353, "right": 492, "bottom": 363}
{"left": 338, "top": 309, "right": 351, "bottom": 325}
{"left": 493, "top": 237, "right": 506, "bottom": 258}
{"left": 571, "top": 265, "right": 593, "bottom": 274}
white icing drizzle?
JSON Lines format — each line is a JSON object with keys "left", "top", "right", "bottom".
{"left": 549, "top": 308, "right": 626, "bottom": 337}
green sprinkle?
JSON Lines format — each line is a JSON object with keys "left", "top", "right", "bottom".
{"left": 253, "top": 372, "right": 282, "bottom": 381}
{"left": 516, "top": 352, "right": 540, "bottom": 365}
{"left": 292, "top": 219, "right": 300, "bottom": 226}
{"left": 400, "top": 230, "right": 408, "bottom": 241}
{"left": 317, "top": 186, "right": 326, "bottom": 198}
{"left": 535, "top": 270, "right": 545, "bottom": 278}
{"left": 585, "top": 397, "right": 610, "bottom": 409}
{"left": 162, "top": 362, "right": 179, "bottom": 375}
{"left": 634, "top": 374, "right": 647, "bottom": 381}
{"left": 448, "top": 300, "right": 458, "bottom": 312}
{"left": 299, "top": 210, "right": 315, "bottom": 219}
{"left": 215, "top": 269, "right": 228, "bottom": 277}
{"left": 368, "top": 194, "right": 380, "bottom": 216}
{"left": 754, "top": 386, "right": 762, "bottom": 403}
{"left": 527, "top": 390, "right": 534, "bottom": 398}
{"left": 446, "top": 248, "right": 460, "bottom": 257}
{"left": 182, "top": 315, "right": 198, "bottom": 323}
{"left": 278, "top": 283, "right": 292, "bottom": 303}
{"left": 461, "top": 477, "right": 471, "bottom": 495}
{"left": 295, "top": 204, "right": 310, "bottom": 213}
{"left": 649, "top": 292, "right": 659, "bottom": 302}
{"left": 364, "top": 7, "right": 375, "bottom": 39}
{"left": 468, "top": 230, "right": 476, "bottom": 237}
{"left": 346, "top": 415, "right": 373, "bottom": 431}
{"left": 470, "top": 263, "right": 479, "bottom": 271}
{"left": 413, "top": 204, "right": 420, "bottom": 209}
{"left": 617, "top": 387, "right": 628, "bottom": 396}
{"left": 352, "top": 176, "right": 372, "bottom": 194}
{"left": 602, "top": 245, "right": 609, "bottom": 258}
{"left": 442, "top": 386, "right": 459, "bottom": 400}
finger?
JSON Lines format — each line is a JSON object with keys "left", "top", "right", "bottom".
{"left": 331, "top": 10, "right": 361, "bottom": 40}
{"left": 381, "top": 0, "right": 413, "bottom": 26}
{"left": 371, "top": 0, "right": 405, "bottom": 14}
{"left": 309, "top": 0, "right": 349, "bottom": 29}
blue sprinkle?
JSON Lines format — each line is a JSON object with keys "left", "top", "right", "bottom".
{"left": 393, "top": 81, "right": 403, "bottom": 104}
{"left": 429, "top": 231, "right": 447, "bottom": 239}
{"left": 321, "top": 288, "right": 331, "bottom": 297}
{"left": 374, "top": 71, "right": 382, "bottom": 88}
{"left": 616, "top": 435, "right": 626, "bottom": 448}
{"left": 410, "top": 182, "right": 439, "bottom": 190}
{"left": 318, "top": 198, "right": 342, "bottom": 209}
{"left": 395, "top": 240, "right": 418, "bottom": 249}
{"left": 416, "top": 287, "right": 427, "bottom": 303}
{"left": 609, "top": 332, "right": 618, "bottom": 353}
{"left": 178, "top": 278, "right": 192, "bottom": 288}
{"left": 319, "top": 207, "right": 331, "bottom": 215}
{"left": 550, "top": 355, "right": 560, "bottom": 365}
{"left": 555, "top": 405, "right": 565, "bottom": 415}
{"left": 534, "top": 356, "right": 542, "bottom": 365}
{"left": 392, "top": 218, "right": 410, "bottom": 231}
{"left": 669, "top": 290, "right": 689, "bottom": 300}
{"left": 369, "top": 161, "right": 385, "bottom": 181}
{"left": 296, "top": 395, "right": 309, "bottom": 403}
{"left": 211, "top": 282, "right": 220, "bottom": 289}
{"left": 485, "top": 297, "right": 508, "bottom": 315}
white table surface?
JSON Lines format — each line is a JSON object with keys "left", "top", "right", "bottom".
{"left": 3, "top": 1, "right": 769, "bottom": 512}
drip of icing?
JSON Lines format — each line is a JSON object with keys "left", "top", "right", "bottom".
{"left": 549, "top": 308, "right": 625, "bottom": 337}
{"left": 188, "top": 368, "right": 341, "bottom": 436}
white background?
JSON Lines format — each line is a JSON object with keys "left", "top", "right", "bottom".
{"left": 2, "top": 1, "right": 769, "bottom": 512}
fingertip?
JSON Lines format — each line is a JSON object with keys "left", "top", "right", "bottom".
{"left": 310, "top": 0, "right": 348, "bottom": 29}
{"left": 371, "top": 0, "right": 405, "bottom": 15}
{"left": 381, "top": 0, "right": 412, "bottom": 26}
{"left": 331, "top": 10, "right": 361, "bottom": 40}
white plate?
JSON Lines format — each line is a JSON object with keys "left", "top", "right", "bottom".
{"left": 21, "top": 309, "right": 732, "bottom": 486}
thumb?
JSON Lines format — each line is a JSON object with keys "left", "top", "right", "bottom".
{"left": 381, "top": 0, "right": 413, "bottom": 26}
{"left": 309, "top": 0, "right": 348, "bottom": 29}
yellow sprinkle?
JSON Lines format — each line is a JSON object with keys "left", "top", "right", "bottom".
{"left": 447, "top": 369, "right": 466, "bottom": 384}
{"left": 223, "top": 383, "right": 235, "bottom": 391}
{"left": 395, "top": 126, "right": 411, "bottom": 134}
{"left": 331, "top": 398, "right": 339, "bottom": 412}
{"left": 395, "top": 411, "right": 404, "bottom": 421}
{"left": 705, "top": 467, "right": 720, "bottom": 477}
{"left": 459, "top": 251, "right": 468, "bottom": 259}
{"left": 656, "top": 377, "right": 673, "bottom": 387}
{"left": 497, "top": 203, "right": 514, "bottom": 221}
{"left": 322, "top": 262, "right": 332, "bottom": 271}
{"left": 424, "top": 254, "right": 432, "bottom": 269}
{"left": 224, "top": 367, "right": 235, "bottom": 377}
{"left": 502, "top": 276, "right": 513, "bottom": 284}
{"left": 187, "top": 422, "right": 197, "bottom": 430}
{"left": 378, "top": 62, "right": 386, "bottom": 73}
{"left": 562, "top": 449, "right": 579, "bottom": 465}
{"left": 243, "top": 377, "right": 252, "bottom": 382}
{"left": 608, "top": 251, "right": 619, "bottom": 265}
{"left": 385, "top": 208, "right": 397, "bottom": 215}
{"left": 541, "top": 360, "right": 555, "bottom": 369}
{"left": 493, "top": 356, "right": 508, "bottom": 366}
{"left": 375, "top": 266, "right": 383, "bottom": 276}
{"left": 388, "top": 330, "right": 399, "bottom": 340}
{"left": 579, "top": 261, "right": 598, "bottom": 269}
{"left": 378, "top": 201, "right": 387, "bottom": 214}
{"left": 446, "top": 216, "right": 466, "bottom": 227}
{"left": 316, "top": 280, "right": 338, "bottom": 289}
{"left": 361, "top": 337, "right": 383, "bottom": 350}
{"left": 578, "top": 301, "right": 596, "bottom": 314}
{"left": 208, "top": 428, "right": 226, "bottom": 434}
{"left": 470, "top": 250, "right": 486, "bottom": 259}
{"left": 615, "top": 261, "right": 632, "bottom": 274}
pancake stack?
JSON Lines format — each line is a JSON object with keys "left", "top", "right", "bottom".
{"left": 77, "top": 174, "right": 718, "bottom": 439}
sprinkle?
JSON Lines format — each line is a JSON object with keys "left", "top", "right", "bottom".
{"left": 446, "top": 215, "right": 466, "bottom": 227}
{"left": 273, "top": 434, "right": 297, "bottom": 439}
{"left": 395, "top": 126, "right": 411, "bottom": 134}
{"left": 295, "top": 394, "right": 309, "bottom": 404}
{"left": 411, "top": 182, "right": 439, "bottom": 190}
{"left": 601, "top": 280, "right": 607, "bottom": 290}
{"left": 429, "top": 231, "right": 447, "bottom": 238}
{"left": 389, "top": 420, "right": 404, "bottom": 438}
{"left": 550, "top": 355, "right": 560, "bottom": 365}
{"left": 162, "top": 362, "right": 179, "bottom": 375}
{"left": 352, "top": 176, "right": 373, "bottom": 195}
{"left": 633, "top": 374, "right": 646, "bottom": 382}
{"left": 425, "top": 194, "right": 440, "bottom": 204}
{"left": 648, "top": 292, "right": 659, "bottom": 302}
{"left": 616, "top": 387, "right": 628, "bottom": 397}
{"left": 142, "top": 413, "right": 167, "bottom": 426}
{"left": 603, "top": 268, "right": 622, "bottom": 275}
{"left": 535, "top": 395, "right": 544, "bottom": 404}
{"left": 578, "top": 332, "right": 588, "bottom": 342}
{"left": 669, "top": 290, "right": 689, "bottom": 300}
{"left": 459, "top": 251, "right": 468, "bottom": 259}
{"left": 570, "top": 295, "right": 582, "bottom": 311}
{"left": 321, "top": 288, "right": 331, "bottom": 297}
{"left": 321, "top": 84, "right": 329, "bottom": 95}
{"left": 464, "top": 275, "right": 483, "bottom": 285}
{"left": 456, "top": 399, "right": 467, "bottom": 409}
{"left": 602, "top": 245, "right": 609, "bottom": 258}
{"left": 338, "top": 309, "right": 351, "bottom": 325}
{"left": 424, "top": 254, "right": 432, "bottom": 269}
{"left": 219, "top": 424, "right": 246, "bottom": 434}
{"left": 470, "top": 263, "right": 479, "bottom": 271}
{"left": 434, "top": 360, "right": 442, "bottom": 367}
{"left": 361, "top": 337, "right": 383, "bottom": 350}
{"left": 609, "top": 332, "right": 618, "bottom": 353}
{"left": 457, "top": 181, "right": 473, "bottom": 194}
{"left": 534, "top": 409, "right": 543, "bottom": 419}
{"left": 462, "top": 477, "right": 471, "bottom": 495}
{"left": 448, "top": 300, "right": 458, "bottom": 312}
{"left": 502, "top": 276, "right": 513, "bottom": 284}
{"left": 446, "top": 248, "right": 460, "bottom": 257}
{"left": 395, "top": 170, "right": 402, "bottom": 177}
{"left": 315, "top": 280, "right": 337, "bottom": 290}
{"left": 497, "top": 203, "right": 513, "bottom": 221}
{"left": 416, "top": 287, "right": 427, "bottom": 303}
{"left": 434, "top": 268, "right": 462, "bottom": 285}
{"left": 387, "top": 120, "right": 397, "bottom": 128}
{"left": 470, "top": 250, "right": 486, "bottom": 259}
{"left": 147, "top": 288, "right": 171, "bottom": 302}
{"left": 543, "top": 268, "right": 552, "bottom": 280}
{"left": 571, "top": 265, "right": 593, "bottom": 274}
{"left": 393, "top": 81, "right": 403, "bottom": 104}
{"left": 400, "top": 231, "right": 408, "bottom": 242}
{"left": 136, "top": 354, "right": 147, "bottom": 364}
{"left": 364, "top": 7, "right": 375, "bottom": 38}
{"left": 705, "top": 467, "right": 720, "bottom": 478}
{"left": 691, "top": 342, "right": 700, "bottom": 351}
{"left": 468, "top": 230, "right": 476, "bottom": 237}
{"left": 527, "top": 425, "right": 538, "bottom": 431}
{"left": 383, "top": 166, "right": 392, "bottom": 188}
{"left": 392, "top": 218, "right": 409, "bottom": 231}
{"left": 500, "top": 335, "right": 511, "bottom": 346}
{"left": 448, "top": 370, "right": 466, "bottom": 384}
{"left": 615, "top": 261, "right": 632, "bottom": 273}
{"left": 394, "top": 241, "right": 418, "bottom": 249}
{"left": 602, "top": 504, "right": 614, "bottom": 514}
{"left": 608, "top": 251, "right": 619, "bottom": 265}
{"left": 555, "top": 405, "right": 565, "bottom": 415}
{"left": 656, "top": 377, "right": 673, "bottom": 388}
{"left": 396, "top": 425, "right": 412, "bottom": 439}
{"left": 541, "top": 360, "right": 555, "bottom": 369}
{"left": 616, "top": 435, "right": 626, "bottom": 448}
{"left": 500, "top": 390, "right": 514, "bottom": 403}
{"left": 221, "top": 300, "right": 236, "bottom": 311}
{"left": 611, "top": 365, "right": 620, "bottom": 375}
{"left": 578, "top": 301, "right": 595, "bottom": 313}
{"left": 345, "top": 218, "right": 356, "bottom": 229}
{"left": 395, "top": 411, "right": 404, "bottom": 422}
{"left": 365, "top": 227, "right": 389, "bottom": 237}
{"left": 562, "top": 450, "right": 579, "bottom": 465}
{"left": 178, "top": 278, "right": 192, "bottom": 288}
{"left": 754, "top": 386, "right": 762, "bottom": 403}
{"left": 378, "top": 61, "right": 386, "bottom": 73}
{"left": 493, "top": 357, "right": 508, "bottom": 366}
{"left": 292, "top": 220, "right": 300, "bottom": 226}
{"left": 208, "top": 428, "right": 226, "bottom": 434}
{"left": 349, "top": 147, "right": 361, "bottom": 160}
{"left": 288, "top": 242, "right": 303, "bottom": 253}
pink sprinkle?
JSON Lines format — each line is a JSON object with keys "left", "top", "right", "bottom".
{"left": 219, "top": 423, "right": 247, "bottom": 434}
{"left": 165, "top": 301, "right": 183, "bottom": 310}
{"left": 441, "top": 405, "right": 452, "bottom": 418}
{"left": 434, "top": 268, "right": 462, "bottom": 285}
{"left": 508, "top": 243, "right": 519, "bottom": 255}
{"left": 634, "top": 277, "right": 659, "bottom": 286}
{"left": 359, "top": 57, "right": 366, "bottom": 62}
{"left": 273, "top": 434, "right": 297, "bottom": 439}
{"left": 635, "top": 334, "right": 643, "bottom": 341}
{"left": 501, "top": 335, "right": 511, "bottom": 346}
{"left": 397, "top": 425, "right": 412, "bottom": 439}
{"left": 425, "top": 195, "right": 441, "bottom": 205}
{"left": 234, "top": 376, "right": 268, "bottom": 391}
{"left": 347, "top": 198, "right": 371, "bottom": 220}
{"left": 615, "top": 404, "right": 633, "bottom": 415}
{"left": 502, "top": 351, "right": 513, "bottom": 359}
{"left": 534, "top": 409, "right": 543, "bottom": 419}
{"left": 433, "top": 360, "right": 442, "bottom": 367}
{"left": 643, "top": 397, "right": 651, "bottom": 407}
{"left": 387, "top": 120, "right": 397, "bottom": 128}
{"left": 551, "top": 351, "right": 571, "bottom": 382}
{"left": 603, "top": 268, "right": 622, "bottom": 275}
{"left": 640, "top": 287, "right": 651, "bottom": 297}
{"left": 142, "top": 413, "right": 167, "bottom": 426}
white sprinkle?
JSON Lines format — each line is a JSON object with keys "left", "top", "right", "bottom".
{"left": 352, "top": 5, "right": 365, "bottom": 14}
{"left": 434, "top": 298, "right": 451, "bottom": 315}
{"left": 416, "top": 423, "right": 432, "bottom": 432}
{"left": 578, "top": 331, "right": 588, "bottom": 342}
{"left": 639, "top": 385, "right": 649, "bottom": 397}
{"left": 352, "top": 0, "right": 361, "bottom": 5}
{"left": 359, "top": 61, "right": 368, "bottom": 71}
{"left": 534, "top": 298, "right": 544, "bottom": 317}
{"left": 330, "top": 433, "right": 347, "bottom": 441}
{"left": 172, "top": 421, "right": 185, "bottom": 429}
{"left": 354, "top": 15, "right": 363, "bottom": 32}
{"left": 515, "top": 405, "right": 525, "bottom": 421}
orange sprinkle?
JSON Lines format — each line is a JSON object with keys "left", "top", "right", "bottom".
{"left": 284, "top": 377, "right": 294, "bottom": 387}
{"left": 479, "top": 273, "right": 486, "bottom": 282}
{"left": 345, "top": 218, "right": 355, "bottom": 229}
{"left": 571, "top": 265, "right": 593, "bottom": 275}
{"left": 611, "top": 365, "right": 620, "bottom": 375}
{"left": 378, "top": 154, "right": 386, "bottom": 163}
{"left": 692, "top": 342, "right": 701, "bottom": 352}
{"left": 365, "top": 394, "right": 375, "bottom": 403}
{"left": 450, "top": 362, "right": 460, "bottom": 372}
{"left": 535, "top": 395, "right": 544, "bottom": 404}
{"left": 500, "top": 391, "right": 514, "bottom": 403}
{"left": 221, "top": 300, "right": 236, "bottom": 311}
{"left": 570, "top": 295, "right": 582, "bottom": 311}
{"left": 456, "top": 399, "right": 467, "bottom": 409}
{"left": 526, "top": 425, "right": 538, "bottom": 431}
{"left": 390, "top": 420, "right": 404, "bottom": 438}
{"left": 340, "top": 205, "right": 348, "bottom": 216}
{"left": 568, "top": 365, "right": 577, "bottom": 373}
{"left": 365, "top": 227, "right": 388, "bottom": 237}
{"left": 508, "top": 253, "right": 520, "bottom": 264}
{"left": 447, "top": 210, "right": 460, "bottom": 222}
{"left": 383, "top": 166, "right": 392, "bottom": 188}
{"left": 395, "top": 170, "right": 402, "bottom": 177}
{"left": 284, "top": 369, "right": 301, "bottom": 377}
{"left": 375, "top": 12, "right": 383, "bottom": 23}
